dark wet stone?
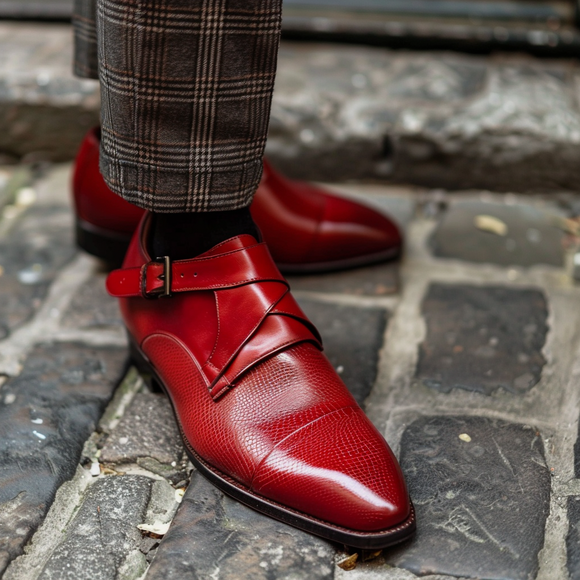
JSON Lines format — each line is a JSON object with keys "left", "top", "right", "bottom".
{"left": 0, "top": 205, "right": 75, "bottom": 339}
{"left": 417, "top": 283, "right": 548, "bottom": 395}
{"left": 387, "top": 416, "right": 551, "bottom": 580}
{"left": 298, "top": 298, "right": 387, "bottom": 406}
{"left": 140, "top": 536, "right": 161, "bottom": 563}
{"left": 567, "top": 497, "right": 580, "bottom": 580}
{"left": 431, "top": 200, "right": 565, "bottom": 267}
{"left": 61, "top": 271, "right": 122, "bottom": 330}
{"left": 147, "top": 472, "right": 335, "bottom": 580}
{"left": 288, "top": 262, "right": 399, "bottom": 296}
{"left": 100, "top": 392, "right": 184, "bottom": 467}
{"left": 38, "top": 476, "right": 152, "bottom": 580}
{"left": 0, "top": 343, "right": 127, "bottom": 574}
{"left": 574, "top": 418, "right": 580, "bottom": 478}
{"left": 136, "top": 457, "right": 189, "bottom": 486}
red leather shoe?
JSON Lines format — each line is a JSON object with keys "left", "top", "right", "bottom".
{"left": 106, "top": 215, "right": 415, "bottom": 548}
{"left": 74, "top": 128, "right": 402, "bottom": 272}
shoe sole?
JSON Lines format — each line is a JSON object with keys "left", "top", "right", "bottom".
{"left": 76, "top": 218, "right": 402, "bottom": 274}
{"left": 276, "top": 246, "right": 401, "bottom": 274}
{"left": 128, "top": 337, "right": 416, "bottom": 550}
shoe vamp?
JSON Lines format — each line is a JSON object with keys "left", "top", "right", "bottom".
{"left": 142, "top": 336, "right": 358, "bottom": 487}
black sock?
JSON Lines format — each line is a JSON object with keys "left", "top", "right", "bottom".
{"left": 150, "top": 207, "right": 260, "bottom": 260}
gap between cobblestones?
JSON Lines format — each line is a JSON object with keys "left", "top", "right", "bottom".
{"left": 0, "top": 253, "right": 97, "bottom": 376}
{"left": 293, "top": 289, "right": 400, "bottom": 311}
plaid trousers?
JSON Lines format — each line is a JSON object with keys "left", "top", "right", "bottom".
{"left": 72, "top": 0, "right": 282, "bottom": 212}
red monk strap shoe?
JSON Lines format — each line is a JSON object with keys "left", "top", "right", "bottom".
{"left": 74, "top": 127, "right": 402, "bottom": 272}
{"left": 106, "top": 214, "right": 415, "bottom": 548}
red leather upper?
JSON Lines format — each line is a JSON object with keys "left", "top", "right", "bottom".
{"left": 107, "top": 216, "right": 411, "bottom": 532}
{"left": 73, "top": 127, "right": 144, "bottom": 233}
{"left": 253, "top": 159, "right": 402, "bottom": 265}
{"left": 74, "top": 128, "right": 402, "bottom": 268}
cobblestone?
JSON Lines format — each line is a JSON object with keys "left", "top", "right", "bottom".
{"left": 417, "top": 283, "right": 549, "bottom": 395}
{"left": 387, "top": 416, "right": 551, "bottom": 580}
{"left": 37, "top": 475, "right": 152, "bottom": 580}
{"left": 100, "top": 392, "right": 184, "bottom": 468}
{"left": 431, "top": 199, "right": 566, "bottom": 267}
{"left": 289, "top": 262, "right": 399, "bottom": 296}
{"left": 0, "top": 203, "right": 75, "bottom": 340}
{"left": 60, "top": 271, "right": 122, "bottom": 331}
{"left": 146, "top": 472, "right": 335, "bottom": 580}
{"left": 568, "top": 497, "right": 580, "bottom": 580}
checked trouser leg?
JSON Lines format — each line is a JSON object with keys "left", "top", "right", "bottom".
{"left": 73, "top": 0, "right": 282, "bottom": 213}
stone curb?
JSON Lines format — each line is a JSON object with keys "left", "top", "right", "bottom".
{"left": 2, "top": 24, "right": 580, "bottom": 192}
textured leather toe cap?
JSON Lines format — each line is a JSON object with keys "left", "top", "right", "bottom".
{"left": 251, "top": 405, "right": 410, "bottom": 532}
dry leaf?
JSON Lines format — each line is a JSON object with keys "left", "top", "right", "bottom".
{"left": 138, "top": 522, "right": 171, "bottom": 536}
{"left": 338, "top": 553, "right": 359, "bottom": 571}
{"left": 474, "top": 215, "right": 508, "bottom": 236}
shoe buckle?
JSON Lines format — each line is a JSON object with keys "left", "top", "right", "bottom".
{"left": 143, "top": 256, "right": 173, "bottom": 299}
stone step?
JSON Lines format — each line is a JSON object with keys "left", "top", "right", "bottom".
{"left": 2, "top": 22, "right": 580, "bottom": 193}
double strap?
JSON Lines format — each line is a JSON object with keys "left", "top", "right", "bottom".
{"left": 107, "top": 241, "right": 322, "bottom": 400}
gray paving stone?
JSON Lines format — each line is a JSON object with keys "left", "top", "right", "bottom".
{"left": 61, "top": 271, "right": 123, "bottom": 331}
{"left": 417, "top": 283, "right": 548, "bottom": 395}
{"left": 567, "top": 497, "right": 580, "bottom": 580}
{"left": 386, "top": 416, "right": 551, "bottom": 580}
{"left": 0, "top": 166, "right": 31, "bottom": 212}
{"left": 0, "top": 343, "right": 127, "bottom": 574}
{"left": 288, "top": 262, "right": 399, "bottom": 297}
{"left": 100, "top": 392, "right": 184, "bottom": 468}
{"left": 146, "top": 472, "right": 335, "bottom": 580}
{"left": 298, "top": 298, "right": 387, "bottom": 406}
{"left": 431, "top": 199, "right": 565, "bottom": 267}
{"left": 0, "top": 204, "right": 75, "bottom": 340}
{"left": 38, "top": 475, "right": 152, "bottom": 580}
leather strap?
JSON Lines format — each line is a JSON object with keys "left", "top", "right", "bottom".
{"left": 107, "top": 239, "right": 323, "bottom": 400}
{"left": 106, "top": 243, "right": 283, "bottom": 298}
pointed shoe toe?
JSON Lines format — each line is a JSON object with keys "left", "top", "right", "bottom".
{"left": 107, "top": 215, "right": 415, "bottom": 548}
{"left": 251, "top": 403, "right": 412, "bottom": 538}
{"left": 253, "top": 161, "right": 403, "bottom": 273}
{"left": 307, "top": 194, "right": 403, "bottom": 271}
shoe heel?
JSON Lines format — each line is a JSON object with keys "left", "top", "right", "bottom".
{"left": 128, "top": 338, "right": 163, "bottom": 394}
{"left": 75, "top": 217, "right": 131, "bottom": 268}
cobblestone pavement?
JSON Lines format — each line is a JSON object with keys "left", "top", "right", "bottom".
{"left": 1, "top": 163, "right": 579, "bottom": 580}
